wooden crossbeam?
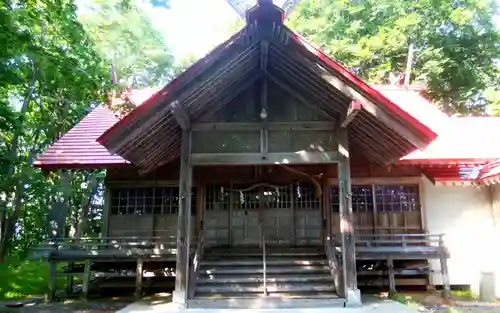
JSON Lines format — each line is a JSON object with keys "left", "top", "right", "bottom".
{"left": 341, "top": 100, "right": 361, "bottom": 128}
{"left": 169, "top": 101, "right": 190, "bottom": 130}
{"left": 192, "top": 121, "right": 335, "bottom": 131}
{"left": 191, "top": 151, "right": 338, "bottom": 165}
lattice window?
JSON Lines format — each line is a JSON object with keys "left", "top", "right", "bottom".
{"left": 205, "top": 184, "right": 230, "bottom": 211}
{"left": 263, "top": 185, "right": 293, "bottom": 209}
{"left": 110, "top": 187, "right": 196, "bottom": 215}
{"left": 375, "top": 185, "right": 419, "bottom": 212}
{"left": 330, "top": 185, "right": 374, "bottom": 213}
{"left": 231, "top": 184, "right": 260, "bottom": 210}
{"left": 294, "top": 183, "right": 320, "bottom": 210}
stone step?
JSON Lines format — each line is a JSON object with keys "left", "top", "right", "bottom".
{"left": 201, "top": 258, "right": 328, "bottom": 267}
{"left": 205, "top": 248, "right": 324, "bottom": 258}
{"left": 188, "top": 295, "right": 344, "bottom": 309}
{"left": 198, "top": 273, "right": 333, "bottom": 284}
{"left": 199, "top": 265, "right": 330, "bottom": 274}
{"left": 195, "top": 282, "right": 336, "bottom": 294}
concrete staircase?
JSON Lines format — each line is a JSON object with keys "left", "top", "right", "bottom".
{"left": 188, "top": 246, "right": 344, "bottom": 308}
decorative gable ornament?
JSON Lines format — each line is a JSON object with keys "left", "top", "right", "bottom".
{"left": 226, "top": 0, "right": 302, "bottom": 21}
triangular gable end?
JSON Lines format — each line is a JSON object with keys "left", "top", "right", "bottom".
{"left": 97, "top": 2, "right": 437, "bottom": 173}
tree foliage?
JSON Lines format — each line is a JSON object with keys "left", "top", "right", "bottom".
{"left": 0, "top": 0, "right": 177, "bottom": 262}
{"left": 0, "top": 0, "right": 110, "bottom": 262}
{"left": 78, "top": 0, "right": 175, "bottom": 87}
{"left": 287, "top": 0, "right": 500, "bottom": 115}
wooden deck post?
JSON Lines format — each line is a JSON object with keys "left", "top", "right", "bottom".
{"left": 82, "top": 260, "right": 91, "bottom": 300}
{"left": 46, "top": 169, "right": 71, "bottom": 302}
{"left": 387, "top": 257, "right": 396, "bottom": 295}
{"left": 47, "top": 260, "right": 57, "bottom": 302}
{"left": 135, "top": 257, "right": 144, "bottom": 299}
{"left": 439, "top": 235, "right": 451, "bottom": 301}
{"left": 173, "top": 129, "right": 193, "bottom": 306}
{"left": 337, "top": 127, "right": 361, "bottom": 306}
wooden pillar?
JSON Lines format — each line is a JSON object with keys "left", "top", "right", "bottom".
{"left": 82, "top": 260, "right": 91, "bottom": 300}
{"left": 135, "top": 257, "right": 144, "bottom": 299}
{"left": 46, "top": 169, "right": 71, "bottom": 302}
{"left": 173, "top": 130, "right": 193, "bottom": 305}
{"left": 337, "top": 127, "right": 361, "bottom": 306}
{"left": 387, "top": 257, "right": 396, "bottom": 295}
{"left": 47, "top": 261, "right": 57, "bottom": 302}
{"left": 439, "top": 236, "right": 451, "bottom": 301}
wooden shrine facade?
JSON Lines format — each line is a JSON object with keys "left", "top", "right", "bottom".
{"left": 33, "top": 1, "right": 452, "bottom": 308}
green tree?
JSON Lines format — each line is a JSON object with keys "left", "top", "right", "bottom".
{"left": 78, "top": 0, "right": 175, "bottom": 87}
{"left": 287, "top": 0, "right": 500, "bottom": 115}
{"left": 0, "top": 0, "right": 108, "bottom": 262}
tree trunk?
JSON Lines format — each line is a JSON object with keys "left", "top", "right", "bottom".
{"left": 75, "top": 174, "right": 98, "bottom": 238}
{"left": 0, "top": 65, "right": 37, "bottom": 263}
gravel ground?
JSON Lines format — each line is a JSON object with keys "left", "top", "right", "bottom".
{"left": 0, "top": 299, "right": 132, "bottom": 313}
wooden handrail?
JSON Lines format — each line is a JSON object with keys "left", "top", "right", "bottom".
{"left": 324, "top": 235, "right": 343, "bottom": 297}
{"left": 189, "top": 228, "right": 205, "bottom": 299}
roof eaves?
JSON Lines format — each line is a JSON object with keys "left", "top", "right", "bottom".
{"left": 287, "top": 29, "right": 438, "bottom": 143}
{"left": 97, "top": 29, "right": 246, "bottom": 145}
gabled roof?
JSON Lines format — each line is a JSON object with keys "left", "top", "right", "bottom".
{"left": 401, "top": 117, "right": 500, "bottom": 164}
{"left": 33, "top": 106, "right": 128, "bottom": 169}
{"left": 96, "top": 19, "right": 438, "bottom": 173}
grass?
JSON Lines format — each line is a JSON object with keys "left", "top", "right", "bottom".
{"left": 450, "top": 289, "right": 479, "bottom": 300}
{"left": 0, "top": 258, "right": 65, "bottom": 300}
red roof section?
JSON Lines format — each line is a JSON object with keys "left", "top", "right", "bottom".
{"left": 34, "top": 106, "right": 128, "bottom": 169}
{"left": 478, "top": 159, "right": 500, "bottom": 184}
{"left": 401, "top": 117, "right": 500, "bottom": 163}
{"left": 34, "top": 85, "right": 500, "bottom": 174}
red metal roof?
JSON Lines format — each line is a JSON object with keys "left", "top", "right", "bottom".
{"left": 34, "top": 106, "right": 128, "bottom": 169}
{"left": 477, "top": 159, "right": 500, "bottom": 184}
{"left": 401, "top": 117, "right": 500, "bottom": 163}
{"left": 34, "top": 85, "right": 500, "bottom": 173}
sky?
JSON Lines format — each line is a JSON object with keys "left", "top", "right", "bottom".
{"left": 143, "top": 0, "right": 240, "bottom": 59}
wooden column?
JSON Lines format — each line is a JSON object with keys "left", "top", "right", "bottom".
{"left": 337, "top": 127, "right": 361, "bottom": 306}
{"left": 173, "top": 129, "right": 193, "bottom": 305}
{"left": 47, "top": 169, "right": 71, "bottom": 302}
{"left": 387, "top": 257, "right": 396, "bottom": 295}
{"left": 135, "top": 257, "right": 144, "bottom": 299}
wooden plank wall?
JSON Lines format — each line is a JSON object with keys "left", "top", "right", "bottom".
{"left": 105, "top": 154, "right": 424, "bottom": 237}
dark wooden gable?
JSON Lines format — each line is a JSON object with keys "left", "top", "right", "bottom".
{"left": 191, "top": 75, "right": 337, "bottom": 162}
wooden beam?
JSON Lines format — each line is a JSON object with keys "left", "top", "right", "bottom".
{"left": 341, "top": 100, "right": 361, "bottom": 128}
{"left": 316, "top": 67, "right": 428, "bottom": 149}
{"left": 192, "top": 121, "right": 335, "bottom": 132}
{"left": 170, "top": 101, "right": 190, "bottom": 130}
{"left": 135, "top": 257, "right": 144, "bottom": 299}
{"left": 261, "top": 41, "right": 269, "bottom": 70}
{"left": 191, "top": 151, "right": 338, "bottom": 165}
{"left": 173, "top": 130, "right": 193, "bottom": 305}
{"left": 337, "top": 127, "right": 360, "bottom": 304}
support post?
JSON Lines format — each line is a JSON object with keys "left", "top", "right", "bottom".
{"left": 439, "top": 235, "right": 451, "bottom": 301}
{"left": 82, "top": 260, "right": 91, "bottom": 300}
{"left": 387, "top": 257, "right": 396, "bottom": 296}
{"left": 337, "top": 127, "right": 361, "bottom": 306}
{"left": 173, "top": 130, "right": 193, "bottom": 306}
{"left": 46, "top": 169, "right": 71, "bottom": 302}
{"left": 135, "top": 257, "right": 144, "bottom": 299}
{"left": 47, "top": 260, "right": 57, "bottom": 302}
{"left": 66, "top": 263, "right": 74, "bottom": 295}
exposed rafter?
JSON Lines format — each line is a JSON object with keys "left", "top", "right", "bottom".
{"left": 169, "top": 101, "right": 190, "bottom": 130}
{"left": 341, "top": 101, "right": 361, "bottom": 128}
